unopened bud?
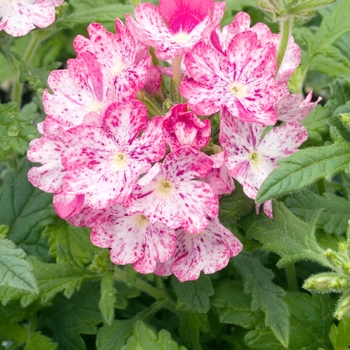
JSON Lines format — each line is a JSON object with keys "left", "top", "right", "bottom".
{"left": 339, "top": 241, "right": 347, "bottom": 254}
{"left": 303, "top": 273, "right": 350, "bottom": 293}
{"left": 323, "top": 249, "right": 348, "bottom": 270}
{"left": 334, "top": 292, "right": 350, "bottom": 320}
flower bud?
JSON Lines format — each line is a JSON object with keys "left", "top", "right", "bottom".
{"left": 334, "top": 292, "right": 350, "bottom": 320}
{"left": 303, "top": 273, "right": 350, "bottom": 293}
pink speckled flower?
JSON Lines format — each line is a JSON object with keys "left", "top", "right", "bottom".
{"left": 0, "top": 0, "right": 64, "bottom": 37}
{"left": 220, "top": 107, "right": 308, "bottom": 215}
{"left": 127, "top": 146, "right": 218, "bottom": 233}
{"left": 74, "top": 19, "right": 151, "bottom": 98}
{"left": 88, "top": 204, "right": 176, "bottom": 273}
{"left": 180, "top": 30, "right": 278, "bottom": 124}
{"left": 61, "top": 100, "right": 166, "bottom": 210}
{"left": 163, "top": 104, "right": 211, "bottom": 151}
{"left": 126, "top": 0, "right": 225, "bottom": 60}
{"left": 154, "top": 218, "right": 242, "bottom": 281}
{"left": 43, "top": 54, "right": 115, "bottom": 130}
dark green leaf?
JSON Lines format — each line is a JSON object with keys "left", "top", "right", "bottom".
{"left": 239, "top": 201, "right": 329, "bottom": 268}
{"left": 0, "top": 239, "right": 38, "bottom": 293}
{"left": 0, "top": 158, "right": 55, "bottom": 259}
{"left": 178, "top": 312, "right": 206, "bottom": 350}
{"left": 24, "top": 332, "right": 58, "bottom": 350}
{"left": 0, "top": 308, "right": 26, "bottom": 343}
{"left": 99, "top": 273, "right": 116, "bottom": 325}
{"left": 233, "top": 252, "right": 290, "bottom": 347}
{"left": 172, "top": 274, "right": 214, "bottom": 313}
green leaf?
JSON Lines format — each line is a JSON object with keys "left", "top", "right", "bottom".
{"left": 24, "top": 332, "right": 58, "bottom": 350}
{"left": 42, "top": 281, "right": 101, "bottom": 350}
{"left": 99, "top": 273, "right": 116, "bottom": 325}
{"left": 329, "top": 317, "right": 350, "bottom": 350}
{"left": 0, "top": 308, "right": 26, "bottom": 343}
{"left": 178, "top": 312, "right": 207, "bottom": 350}
{"left": 212, "top": 280, "right": 262, "bottom": 329}
{"left": 285, "top": 189, "right": 350, "bottom": 235}
{"left": 233, "top": 252, "right": 290, "bottom": 347}
{"left": 0, "top": 102, "right": 37, "bottom": 154}
{"left": 245, "top": 293, "right": 334, "bottom": 350}
{"left": 0, "top": 226, "right": 8, "bottom": 239}
{"left": 44, "top": 219, "right": 95, "bottom": 267}
{"left": 256, "top": 127, "right": 350, "bottom": 203}
{"left": 97, "top": 319, "right": 135, "bottom": 350}
{"left": 0, "top": 157, "right": 55, "bottom": 259}
{"left": 63, "top": 1, "right": 133, "bottom": 27}
{"left": 124, "top": 320, "right": 187, "bottom": 350}
{"left": 219, "top": 182, "right": 255, "bottom": 224}
{"left": 0, "top": 238, "right": 38, "bottom": 293}
{"left": 239, "top": 201, "right": 329, "bottom": 268}
{"left": 171, "top": 274, "right": 214, "bottom": 313}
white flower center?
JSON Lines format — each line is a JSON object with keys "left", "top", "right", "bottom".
{"left": 134, "top": 214, "right": 149, "bottom": 227}
{"left": 173, "top": 32, "right": 189, "bottom": 44}
{"left": 89, "top": 101, "right": 102, "bottom": 114}
{"left": 230, "top": 83, "right": 247, "bottom": 98}
{"left": 112, "top": 152, "right": 128, "bottom": 170}
{"left": 111, "top": 61, "right": 125, "bottom": 76}
{"left": 156, "top": 179, "right": 174, "bottom": 197}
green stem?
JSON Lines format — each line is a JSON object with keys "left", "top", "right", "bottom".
{"left": 137, "top": 90, "right": 164, "bottom": 117}
{"left": 285, "top": 263, "right": 299, "bottom": 292}
{"left": 275, "top": 18, "right": 293, "bottom": 78}
{"left": 317, "top": 179, "right": 325, "bottom": 196}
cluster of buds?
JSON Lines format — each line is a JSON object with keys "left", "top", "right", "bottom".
{"left": 27, "top": 0, "right": 319, "bottom": 281}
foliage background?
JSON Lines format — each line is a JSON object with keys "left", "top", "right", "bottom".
{"left": 1, "top": 0, "right": 350, "bottom": 349}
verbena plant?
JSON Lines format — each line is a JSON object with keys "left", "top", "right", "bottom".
{"left": 1, "top": 0, "right": 350, "bottom": 349}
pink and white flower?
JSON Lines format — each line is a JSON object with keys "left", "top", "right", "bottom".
{"left": 179, "top": 30, "right": 279, "bottom": 124}
{"left": 0, "top": 0, "right": 64, "bottom": 37}
{"left": 220, "top": 107, "right": 308, "bottom": 214}
{"left": 61, "top": 100, "right": 166, "bottom": 209}
{"left": 88, "top": 204, "right": 176, "bottom": 273}
{"left": 154, "top": 218, "right": 242, "bottom": 282}
{"left": 126, "top": 0, "right": 225, "bottom": 60}
{"left": 163, "top": 103, "right": 211, "bottom": 151}
{"left": 127, "top": 146, "right": 218, "bottom": 233}
{"left": 74, "top": 19, "right": 151, "bottom": 98}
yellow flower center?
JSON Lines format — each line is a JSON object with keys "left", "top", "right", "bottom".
{"left": 156, "top": 179, "right": 174, "bottom": 197}
{"left": 173, "top": 32, "right": 189, "bottom": 44}
{"left": 230, "top": 83, "right": 247, "bottom": 98}
{"left": 111, "top": 61, "right": 125, "bottom": 76}
{"left": 112, "top": 152, "right": 128, "bottom": 169}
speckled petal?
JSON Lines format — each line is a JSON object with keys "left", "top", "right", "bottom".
{"left": 53, "top": 192, "right": 85, "bottom": 220}
{"left": 171, "top": 219, "right": 243, "bottom": 282}
{"left": 0, "top": 0, "right": 64, "bottom": 37}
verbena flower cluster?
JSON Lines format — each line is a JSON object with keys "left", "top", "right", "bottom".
{"left": 27, "top": 0, "right": 319, "bottom": 281}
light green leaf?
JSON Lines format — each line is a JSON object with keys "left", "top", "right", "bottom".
{"left": 43, "top": 281, "right": 101, "bottom": 350}
{"left": 0, "top": 308, "right": 27, "bottom": 343}
{"left": 256, "top": 127, "right": 350, "bottom": 203}
{"left": 171, "top": 274, "right": 214, "bottom": 313}
{"left": 245, "top": 293, "right": 334, "bottom": 350}
{"left": 329, "top": 317, "right": 350, "bottom": 350}
{"left": 285, "top": 189, "right": 350, "bottom": 235}
{"left": 97, "top": 319, "right": 135, "bottom": 350}
{"left": 0, "top": 226, "right": 8, "bottom": 239}
{"left": 212, "top": 280, "right": 262, "bottom": 329}
{"left": 239, "top": 201, "right": 329, "bottom": 268}
{"left": 44, "top": 219, "right": 95, "bottom": 267}
{"left": 124, "top": 320, "right": 187, "bottom": 350}
{"left": 63, "top": 1, "right": 133, "bottom": 27}
{"left": 0, "top": 157, "right": 55, "bottom": 259}
{"left": 233, "top": 252, "right": 290, "bottom": 347}
{"left": 24, "top": 332, "right": 58, "bottom": 350}
{"left": 0, "top": 102, "right": 38, "bottom": 154}
{"left": 99, "top": 273, "right": 116, "bottom": 325}
{"left": 0, "top": 239, "right": 38, "bottom": 293}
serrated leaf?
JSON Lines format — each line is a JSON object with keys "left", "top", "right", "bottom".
{"left": 99, "top": 273, "right": 116, "bottom": 325}
{"left": 239, "top": 201, "right": 329, "bottom": 268}
{"left": 42, "top": 281, "right": 101, "bottom": 350}
{"left": 0, "top": 102, "right": 37, "bottom": 154}
{"left": 0, "top": 157, "right": 55, "bottom": 259}
{"left": 219, "top": 182, "right": 255, "bottom": 224}
{"left": 44, "top": 219, "right": 95, "bottom": 267}
{"left": 244, "top": 293, "right": 334, "bottom": 350}
{"left": 212, "top": 280, "right": 262, "bottom": 329}
{"left": 24, "top": 332, "right": 58, "bottom": 350}
{"left": 256, "top": 129, "right": 350, "bottom": 203}
{"left": 124, "top": 320, "right": 187, "bottom": 350}
{"left": 285, "top": 189, "right": 350, "bottom": 235}
{"left": 232, "top": 252, "right": 290, "bottom": 347}
{"left": 124, "top": 264, "right": 137, "bottom": 287}
{"left": 97, "top": 319, "right": 135, "bottom": 350}
{"left": 0, "top": 239, "right": 38, "bottom": 293}
{"left": 178, "top": 312, "right": 205, "bottom": 350}
{"left": 329, "top": 317, "right": 350, "bottom": 350}
{"left": 171, "top": 274, "right": 214, "bottom": 313}
{"left": 63, "top": 1, "right": 133, "bottom": 27}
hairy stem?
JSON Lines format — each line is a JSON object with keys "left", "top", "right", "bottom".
{"left": 285, "top": 263, "right": 299, "bottom": 292}
{"left": 275, "top": 18, "right": 293, "bottom": 78}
